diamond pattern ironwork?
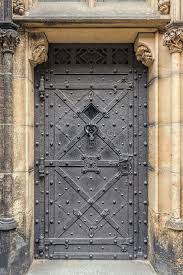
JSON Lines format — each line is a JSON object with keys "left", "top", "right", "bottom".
{"left": 83, "top": 103, "right": 100, "bottom": 120}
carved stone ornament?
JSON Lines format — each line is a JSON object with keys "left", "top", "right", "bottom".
{"left": 135, "top": 44, "right": 154, "bottom": 67}
{"left": 158, "top": 0, "right": 170, "bottom": 15}
{"left": 13, "top": 0, "right": 25, "bottom": 15}
{"left": 163, "top": 28, "right": 183, "bottom": 53}
{"left": 29, "top": 33, "right": 48, "bottom": 66}
{"left": 0, "top": 29, "right": 20, "bottom": 53}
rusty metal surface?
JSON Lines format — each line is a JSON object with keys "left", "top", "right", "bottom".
{"left": 35, "top": 44, "right": 148, "bottom": 260}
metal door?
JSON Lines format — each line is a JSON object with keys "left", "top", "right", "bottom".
{"left": 35, "top": 44, "right": 148, "bottom": 260}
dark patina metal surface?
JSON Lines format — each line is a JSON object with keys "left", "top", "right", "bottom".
{"left": 35, "top": 44, "right": 148, "bottom": 260}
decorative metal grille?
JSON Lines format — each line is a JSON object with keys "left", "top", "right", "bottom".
{"left": 54, "top": 47, "right": 129, "bottom": 65}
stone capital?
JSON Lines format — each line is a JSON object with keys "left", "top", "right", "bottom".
{"left": 0, "top": 29, "right": 20, "bottom": 53}
{"left": 29, "top": 32, "right": 48, "bottom": 66}
{"left": 13, "top": 0, "right": 25, "bottom": 15}
{"left": 158, "top": 0, "right": 170, "bottom": 15}
{"left": 163, "top": 28, "right": 183, "bottom": 53}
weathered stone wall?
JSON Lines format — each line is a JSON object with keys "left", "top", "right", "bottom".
{"left": 12, "top": 29, "right": 35, "bottom": 273}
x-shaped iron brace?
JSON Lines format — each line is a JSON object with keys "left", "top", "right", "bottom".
{"left": 56, "top": 168, "right": 127, "bottom": 239}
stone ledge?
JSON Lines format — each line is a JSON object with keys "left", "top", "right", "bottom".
{"left": 166, "top": 217, "right": 183, "bottom": 231}
{"left": 13, "top": 2, "right": 170, "bottom": 29}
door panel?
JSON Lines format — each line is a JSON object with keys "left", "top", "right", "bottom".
{"left": 35, "top": 44, "right": 148, "bottom": 260}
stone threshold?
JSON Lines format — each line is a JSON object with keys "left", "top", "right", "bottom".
{"left": 27, "top": 260, "right": 157, "bottom": 275}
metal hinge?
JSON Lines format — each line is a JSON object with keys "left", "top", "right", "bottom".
{"left": 38, "top": 76, "right": 45, "bottom": 101}
{"left": 39, "top": 158, "right": 45, "bottom": 178}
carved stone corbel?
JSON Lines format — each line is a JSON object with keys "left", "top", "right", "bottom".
{"left": 163, "top": 28, "right": 183, "bottom": 53}
{"left": 158, "top": 0, "right": 170, "bottom": 15}
{"left": 29, "top": 32, "right": 48, "bottom": 66}
{"left": 135, "top": 45, "right": 154, "bottom": 67}
{"left": 13, "top": 0, "right": 25, "bottom": 16}
{"left": 134, "top": 33, "right": 155, "bottom": 67}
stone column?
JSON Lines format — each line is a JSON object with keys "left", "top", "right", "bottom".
{"left": 163, "top": 24, "right": 183, "bottom": 230}
{"left": 0, "top": 28, "right": 20, "bottom": 274}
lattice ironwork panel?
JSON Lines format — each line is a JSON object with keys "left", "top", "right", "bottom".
{"left": 34, "top": 44, "right": 148, "bottom": 260}
{"left": 53, "top": 45, "right": 130, "bottom": 65}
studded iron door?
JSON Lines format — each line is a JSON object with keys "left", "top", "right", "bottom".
{"left": 35, "top": 44, "right": 148, "bottom": 260}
